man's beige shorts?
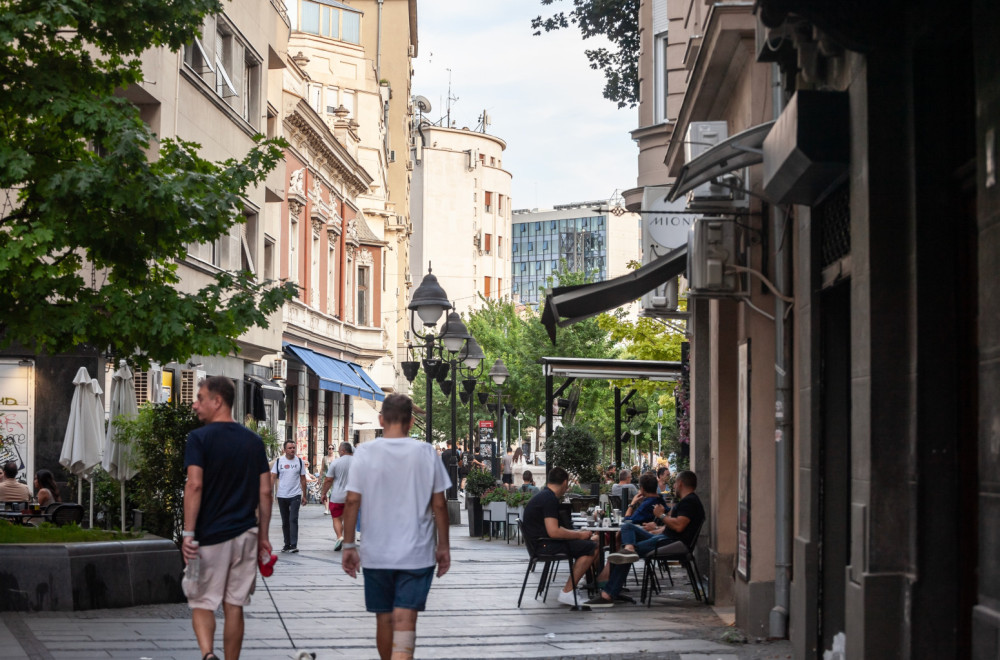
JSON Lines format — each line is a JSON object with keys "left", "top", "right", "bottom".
{"left": 184, "top": 527, "right": 258, "bottom": 611}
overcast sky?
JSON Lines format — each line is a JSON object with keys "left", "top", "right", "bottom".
{"left": 411, "top": 0, "right": 638, "bottom": 211}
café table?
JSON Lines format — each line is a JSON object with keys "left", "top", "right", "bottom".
{"left": 0, "top": 505, "right": 48, "bottom": 525}
{"left": 576, "top": 523, "right": 623, "bottom": 574}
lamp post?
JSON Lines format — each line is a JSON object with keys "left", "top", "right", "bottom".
{"left": 488, "top": 358, "right": 509, "bottom": 480}
{"left": 438, "top": 311, "right": 474, "bottom": 499}
{"left": 458, "top": 338, "right": 486, "bottom": 456}
{"left": 402, "top": 267, "right": 451, "bottom": 444}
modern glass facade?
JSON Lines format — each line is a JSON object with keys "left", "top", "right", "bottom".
{"left": 511, "top": 214, "right": 608, "bottom": 304}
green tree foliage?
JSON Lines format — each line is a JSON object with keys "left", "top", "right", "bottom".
{"left": 115, "top": 403, "right": 200, "bottom": 541}
{"left": 0, "top": 0, "right": 297, "bottom": 366}
{"left": 547, "top": 424, "right": 602, "bottom": 482}
{"left": 531, "top": 0, "right": 639, "bottom": 108}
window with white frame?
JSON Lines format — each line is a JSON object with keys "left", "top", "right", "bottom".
{"left": 289, "top": 218, "right": 299, "bottom": 287}
{"left": 357, "top": 266, "right": 370, "bottom": 326}
{"left": 308, "top": 84, "right": 322, "bottom": 114}
{"left": 310, "top": 229, "right": 321, "bottom": 306}
{"left": 297, "top": 0, "right": 362, "bottom": 45}
{"left": 183, "top": 15, "right": 261, "bottom": 128}
{"left": 326, "top": 86, "right": 339, "bottom": 114}
{"left": 342, "top": 89, "right": 355, "bottom": 119}
{"left": 327, "top": 242, "right": 337, "bottom": 315}
{"left": 654, "top": 31, "right": 669, "bottom": 123}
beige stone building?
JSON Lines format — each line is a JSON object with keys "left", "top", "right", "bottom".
{"left": 119, "top": 0, "right": 294, "bottom": 427}
{"left": 410, "top": 124, "right": 513, "bottom": 318}
{"left": 274, "top": 0, "right": 418, "bottom": 460}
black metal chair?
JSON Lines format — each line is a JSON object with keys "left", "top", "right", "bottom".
{"left": 48, "top": 502, "right": 85, "bottom": 527}
{"left": 516, "top": 519, "right": 582, "bottom": 609}
{"left": 638, "top": 518, "right": 706, "bottom": 606}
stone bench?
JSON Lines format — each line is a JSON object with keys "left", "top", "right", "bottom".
{"left": 0, "top": 537, "right": 183, "bottom": 611}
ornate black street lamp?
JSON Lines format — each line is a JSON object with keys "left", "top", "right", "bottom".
{"left": 402, "top": 267, "right": 451, "bottom": 444}
{"left": 438, "top": 311, "right": 474, "bottom": 498}
{"left": 488, "top": 358, "right": 509, "bottom": 479}
{"left": 457, "top": 337, "right": 486, "bottom": 456}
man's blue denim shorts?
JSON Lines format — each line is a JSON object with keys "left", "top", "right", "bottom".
{"left": 363, "top": 566, "right": 435, "bottom": 613}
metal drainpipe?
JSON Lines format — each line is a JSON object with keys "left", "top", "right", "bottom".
{"left": 769, "top": 61, "right": 793, "bottom": 639}
{"left": 375, "top": 0, "right": 383, "bottom": 81}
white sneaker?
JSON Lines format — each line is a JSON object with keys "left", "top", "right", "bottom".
{"left": 556, "top": 589, "right": 582, "bottom": 607}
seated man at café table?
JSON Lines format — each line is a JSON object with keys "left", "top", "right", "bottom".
{"left": 609, "top": 469, "right": 637, "bottom": 505}
{"left": 584, "top": 470, "right": 705, "bottom": 607}
{"left": 620, "top": 473, "right": 665, "bottom": 525}
{"left": 0, "top": 461, "right": 30, "bottom": 501}
{"left": 522, "top": 467, "right": 608, "bottom": 607}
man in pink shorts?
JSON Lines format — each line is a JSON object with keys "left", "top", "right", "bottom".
{"left": 182, "top": 376, "right": 272, "bottom": 660}
{"left": 320, "top": 441, "right": 354, "bottom": 551}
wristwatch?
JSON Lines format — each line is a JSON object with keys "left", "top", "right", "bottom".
{"left": 342, "top": 542, "right": 358, "bottom": 549}
{"left": 181, "top": 530, "right": 195, "bottom": 538}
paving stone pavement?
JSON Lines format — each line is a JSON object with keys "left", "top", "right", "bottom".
{"left": 1, "top": 499, "right": 793, "bottom": 660}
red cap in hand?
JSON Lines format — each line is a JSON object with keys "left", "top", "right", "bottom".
{"left": 259, "top": 553, "right": 278, "bottom": 577}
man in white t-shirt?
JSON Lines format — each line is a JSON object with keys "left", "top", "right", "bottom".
{"left": 320, "top": 441, "right": 354, "bottom": 551}
{"left": 270, "top": 440, "right": 307, "bottom": 553}
{"left": 342, "top": 394, "right": 451, "bottom": 660}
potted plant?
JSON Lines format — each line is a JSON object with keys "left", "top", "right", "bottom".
{"left": 547, "top": 425, "right": 602, "bottom": 494}
{"left": 464, "top": 468, "right": 494, "bottom": 537}
{"left": 480, "top": 486, "right": 508, "bottom": 540}
{"left": 506, "top": 490, "right": 531, "bottom": 520}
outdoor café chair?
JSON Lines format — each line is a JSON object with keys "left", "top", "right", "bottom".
{"left": 516, "top": 519, "right": 582, "bottom": 609}
{"left": 638, "top": 518, "right": 706, "bottom": 606}
{"left": 48, "top": 503, "right": 85, "bottom": 527}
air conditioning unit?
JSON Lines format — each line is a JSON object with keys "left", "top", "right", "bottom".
{"left": 403, "top": 330, "right": 411, "bottom": 340}
{"left": 467, "top": 149, "right": 479, "bottom": 171}
{"left": 273, "top": 358, "right": 287, "bottom": 380}
{"left": 641, "top": 278, "right": 679, "bottom": 316}
{"left": 474, "top": 230, "right": 482, "bottom": 249}
{"left": 388, "top": 149, "right": 396, "bottom": 163}
{"left": 684, "top": 121, "right": 732, "bottom": 204}
{"left": 179, "top": 370, "right": 197, "bottom": 406}
{"left": 408, "top": 44, "right": 416, "bottom": 57}
{"left": 687, "top": 218, "right": 739, "bottom": 296}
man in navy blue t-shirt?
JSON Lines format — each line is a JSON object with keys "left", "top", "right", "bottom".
{"left": 182, "top": 376, "right": 272, "bottom": 660}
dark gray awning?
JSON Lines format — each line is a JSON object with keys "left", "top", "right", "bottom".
{"left": 245, "top": 375, "right": 284, "bottom": 401}
{"left": 541, "top": 244, "right": 688, "bottom": 344}
{"left": 666, "top": 121, "right": 775, "bottom": 202}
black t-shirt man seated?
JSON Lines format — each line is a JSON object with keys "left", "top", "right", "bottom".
{"left": 521, "top": 466, "right": 607, "bottom": 607}
{"left": 586, "top": 470, "right": 705, "bottom": 607}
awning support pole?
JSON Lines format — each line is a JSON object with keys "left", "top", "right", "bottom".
{"left": 614, "top": 387, "right": 622, "bottom": 468}
{"left": 545, "top": 373, "right": 553, "bottom": 479}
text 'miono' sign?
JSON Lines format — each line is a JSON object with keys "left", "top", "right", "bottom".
{"left": 642, "top": 186, "right": 699, "bottom": 251}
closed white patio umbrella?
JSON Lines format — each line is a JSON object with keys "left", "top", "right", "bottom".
{"left": 103, "top": 361, "right": 139, "bottom": 530}
{"left": 60, "top": 367, "right": 105, "bottom": 527}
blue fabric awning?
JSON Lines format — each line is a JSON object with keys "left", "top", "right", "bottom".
{"left": 283, "top": 343, "right": 382, "bottom": 400}
{"left": 347, "top": 363, "right": 386, "bottom": 402}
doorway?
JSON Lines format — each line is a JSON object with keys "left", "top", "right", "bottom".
{"left": 818, "top": 280, "right": 851, "bottom": 652}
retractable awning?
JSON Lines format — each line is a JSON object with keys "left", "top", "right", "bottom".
{"left": 666, "top": 121, "right": 775, "bottom": 202}
{"left": 245, "top": 375, "right": 284, "bottom": 401}
{"left": 540, "top": 244, "right": 688, "bottom": 344}
{"left": 352, "top": 399, "right": 382, "bottom": 428}
{"left": 346, "top": 363, "right": 386, "bottom": 402}
{"left": 283, "top": 343, "right": 382, "bottom": 400}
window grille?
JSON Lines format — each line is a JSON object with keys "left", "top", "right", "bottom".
{"left": 817, "top": 184, "right": 850, "bottom": 268}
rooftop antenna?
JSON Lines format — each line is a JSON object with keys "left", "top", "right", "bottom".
{"left": 446, "top": 68, "right": 458, "bottom": 129}
{"left": 478, "top": 110, "right": 491, "bottom": 133}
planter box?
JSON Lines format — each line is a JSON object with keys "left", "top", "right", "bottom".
{"left": 467, "top": 496, "right": 484, "bottom": 537}
{"left": 0, "top": 536, "right": 183, "bottom": 612}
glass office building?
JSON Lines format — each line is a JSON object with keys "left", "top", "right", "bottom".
{"left": 511, "top": 211, "right": 608, "bottom": 305}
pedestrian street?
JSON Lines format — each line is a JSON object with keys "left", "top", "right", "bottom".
{"left": 0, "top": 500, "right": 792, "bottom": 660}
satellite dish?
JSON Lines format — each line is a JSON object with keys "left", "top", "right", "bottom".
{"left": 412, "top": 95, "right": 432, "bottom": 114}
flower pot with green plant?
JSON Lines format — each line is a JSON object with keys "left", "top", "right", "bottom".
{"left": 464, "top": 468, "right": 494, "bottom": 537}
{"left": 480, "top": 486, "right": 508, "bottom": 539}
